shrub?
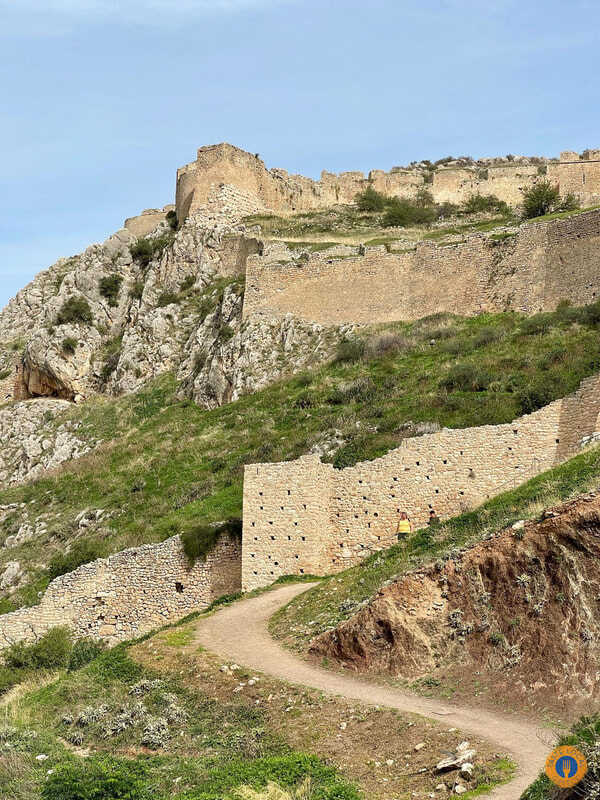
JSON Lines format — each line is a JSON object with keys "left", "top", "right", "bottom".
{"left": 56, "top": 296, "right": 93, "bottom": 325}
{"left": 332, "top": 437, "right": 371, "bottom": 469}
{"left": 42, "top": 756, "right": 149, "bottom": 800}
{"left": 130, "top": 234, "right": 173, "bottom": 269}
{"left": 462, "top": 194, "right": 510, "bottom": 215}
{"left": 334, "top": 338, "right": 365, "bottom": 364}
{"left": 181, "top": 518, "right": 243, "bottom": 565}
{"left": 98, "top": 274, "right": 123, "bottom": 307}
{"left": 68, "top": 637, "right": 106, "bottom": 671}
{"left": 365, "top": 332, "right": 411, "bottom": 358}
{"left": 47, "top": 537, "right": 104, "bottom": 580}
{"left": 61, "top": 337, "right": 78, "bottom": 355}
{"left": 383, "top": 198, "right": 436, "bottom": 227}
{"left": 519, "top": 313, "right": 555, "bottom": 335}
{"left": 130, "top": 281, "right": 144, "bottom": 300}
{"left": 522, "top": 180, "right": 560, "bottom": 218}
{"left": 355, "top": 186, "right": 387, "bottom": 212}
{"left": 516, "top": 376, "right": 558, "bottom": 414}
{"left": 3, "top": 627, "right": 72, "bottom": 670}
{"left": 179, "top": 274, "right": 195, "bottom": 292}
{"left": 166, "top": 209, "right": 178, "bottom": 230}
{"left": 440, "top": 363, "right": 491, "bottom": 392}
{"left": 156, "top": 290, "right": 179, "bottom": 308}
{"left": 558, "top": 192, "right": 580, "bottom": 212}
{"left": 415, "top": 188, "right": 434, "bottom": 207}
{"left": 130, "top": 238, "right": 154, "bottom": 267}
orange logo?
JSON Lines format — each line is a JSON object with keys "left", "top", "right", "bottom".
{"left": 545, "top": 746, "right": 587, "bottom": 788}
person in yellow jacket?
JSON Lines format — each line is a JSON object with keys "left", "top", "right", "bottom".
{"left": 396, "top": 510, "right": 412, "bottom": 542}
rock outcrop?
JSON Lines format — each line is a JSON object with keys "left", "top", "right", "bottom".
{"left": 1, "top": 214, "right": 342, "bottom": 412}
{"left": 0, "top": 399, "right": 96, "bottom": 486}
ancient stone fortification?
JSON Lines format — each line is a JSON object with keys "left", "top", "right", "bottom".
{"left": 242, "top": 374, "right": 600, "bottom": 591}
{"left": 124, "top": 204, "right": 175, "bottom": 238}
{"left": 176, "top": 144, "right": 600, "bottom": 222}
{"left": 243, "top": 209, "right": 600, "bottom": 324}
{"left": 0, "top": 533, "right": 241, "bottom": 650}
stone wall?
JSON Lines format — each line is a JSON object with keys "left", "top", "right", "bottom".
{"left": 243, "top": 209, "right": 600, "bottom": 324}
{"left": 175, "top": 144, "right": 600, "bottom": 222}
{"left": 0, "top": 532, "right": 241, "bottom": 650}
{"left": 242, "top": 374, "right": 600, "bottom": 591}
{"left": 124, "top": 205, "right": 175, "bottom": 238}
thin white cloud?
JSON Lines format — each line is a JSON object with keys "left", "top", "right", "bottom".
{"left": 0, "top": 0, "right": 294, "bottom": 34}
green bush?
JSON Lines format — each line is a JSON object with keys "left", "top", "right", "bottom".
{"left": 47, "top": 538, "right": 103, "bottom": 580}
{"left": 56, "top": 296, "right": 93, "bottom": 325}
{"left": 440, "top": 363, "right": 491, "bottom": 392}
{"left": 383, "top": 198, "right": 436, "bottom": 227}
{"left": 166, "top": 209, "right": 178, "bottom": 230}
{"left": 522, "top": 180, "right": 560, "bottom": 219}
{"left": 516, "top": 376, "right": 559, "bottom": 414}
{"left": 462, "top": 194, "right": 510, "bottom": 215}
{"left": 100, "top": 337, "right": 122, "bottom": 383}
{"left": 181, "top": 518, "right": 243, "bottom": 565}
{"left": 355, "top": 186, "right": 387, "bottom": 212}
{"left": 332, "top": 437, "right": 371, "bottom": 469}
{"left": 3, "top": 627, "right": 72, "bottom": 670}
{"left": 42, "top": 756, "right": 149, "bottom": 800}
{"left": 99, "top": 274, "right": 123, "bottom": 307}
{"left": 130, "top": 234, "right": 173, "bottom": 270}
{"left": 334, "top": 338, "right": 365, "bottom": 364}
{"left": 156, "top": 290, "right": 179, "bottom": 308}
{"left": 179, "top": 274, "right": 195, "bottom": 292}
{"left": 129, "top": 281, "right": 144, "bottom": 300}
{"left": 61, "top": 337, "right": 78, "bottom": 355}
{"left": 67, "top": 637, "right": 106, "bottom": 671}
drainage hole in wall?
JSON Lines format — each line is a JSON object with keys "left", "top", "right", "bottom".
{"left": 175, "top": 582, "right": 184, "bottom": 594}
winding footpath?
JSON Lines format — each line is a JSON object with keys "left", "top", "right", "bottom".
{"left": 195, "top": 584, "right": 549, "bottom": 799}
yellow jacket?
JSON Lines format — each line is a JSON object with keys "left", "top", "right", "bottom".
{"left": 396, "top": 518, "right": 411, "bottom": 535}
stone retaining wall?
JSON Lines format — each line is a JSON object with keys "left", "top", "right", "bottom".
{"left": 0, "top": 533, "right": 241, "bottom": 650}
{"left": 242, "top": 374, "right": 600, "bottom": 591}
{"left": 243, "top": 209, "right": 600, "bottom": 325}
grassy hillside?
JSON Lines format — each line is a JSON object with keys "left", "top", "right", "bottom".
{"left": 4, "top": 301, "right": 600, "bottom": 612}
{"left": 271, "top": 443, "right": 600, "bottom": 650}
{"left": 521, "top": 714, "right": 600, "bottom": 799}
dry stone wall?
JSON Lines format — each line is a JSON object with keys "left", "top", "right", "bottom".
{"left": 243, "top": 209, "right": 600, "bottom": 324}
{"left": 175, "top": 144, "right": 600, "bottom": 222}
{"left": 242, "top": 374, "right": 600, "bottom": 591}
{"left": 0, "top": 533, "right": 241, "bottom": 650}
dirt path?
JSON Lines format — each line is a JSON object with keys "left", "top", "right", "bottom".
{"left": 195, "top": 583, "right": 550, "bottom": 800}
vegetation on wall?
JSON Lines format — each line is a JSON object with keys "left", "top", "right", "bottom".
{"left": 181, "top": 517, "right": 243, "bottom": 565}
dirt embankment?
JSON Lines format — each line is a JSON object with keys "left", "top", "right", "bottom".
{"left": 310, "top": 493, "right": 600, "bottom": 715}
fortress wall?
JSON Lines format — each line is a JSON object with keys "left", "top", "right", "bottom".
{"left": 242, "top": 374, "right": 600, "bottom": 591}
{"left": 124, "top": 206, "right": 175, "bottom": 238}
{"left": 0, "top": 533, "right": 241, "bottom": 650}
{"left": 242, "top": 457, "right": 333, "bottom": 590}
{"left": 243, "top": 210, "right": 600, "bottom": 325}
{"left": 176, "top": 145, "right": 600, "bottom": 222}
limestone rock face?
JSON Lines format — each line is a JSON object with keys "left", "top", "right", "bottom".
{"left": 0, "top": 211, "right": 343, "bottom": 486}
{"left": 0, "top": 399, "right": 96, "bottom": 486}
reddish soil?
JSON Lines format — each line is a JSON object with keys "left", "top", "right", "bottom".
{"left": 310, "top": 493, "right": 600, "bottom": 718}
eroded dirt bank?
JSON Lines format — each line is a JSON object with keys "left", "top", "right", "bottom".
{"left": 310, "top": 493, "right": 600, "bottom": 716}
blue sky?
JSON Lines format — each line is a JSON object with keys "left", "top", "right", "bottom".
{"left": 1, "top": 0, "right": 599, "bottom": 308}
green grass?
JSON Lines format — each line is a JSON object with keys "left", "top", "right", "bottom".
{"left": 4, "top": 302, "right": 600, "bottom": 611}
{"left": 522, "top": 203, "right": 600, "bottom": 225}
{"left": 2, "top": 645, "right": 360, "bottom": 800}
{"left": 271, "top": 443, "right": 600, "bottom": 648}
{"left": 521, "top": 714, "right": 600, "bottom": 798}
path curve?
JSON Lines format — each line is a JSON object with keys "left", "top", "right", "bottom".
{"left": 195, "top": 583, "right": 549, "bottom": 799}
